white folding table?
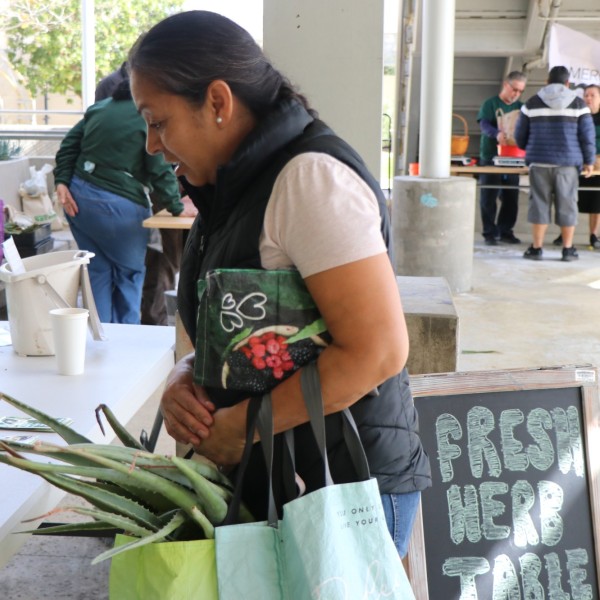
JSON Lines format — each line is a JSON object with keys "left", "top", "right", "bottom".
{"left": 0, "top": 322, "right": 175, "bottom": 568}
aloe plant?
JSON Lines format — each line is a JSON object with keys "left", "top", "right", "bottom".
{"left": 0, "top": 392, "right": 253, "bottom": 563}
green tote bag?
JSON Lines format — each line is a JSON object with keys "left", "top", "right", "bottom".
{"left": 194, "top": 268, "right": 329, "bottom": 394}
{"left": 109, "top": 535, "right": 218, "bottom": 600}
{"left": 215, "top": 363, "right": 416, "bottom": 600}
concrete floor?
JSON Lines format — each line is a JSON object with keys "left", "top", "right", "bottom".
{"left": 2, "top": 236, "right": 600, "bottom": 598}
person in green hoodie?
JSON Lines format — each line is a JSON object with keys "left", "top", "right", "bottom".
{"left": 54, "top": 78, "right": 191, "bottom": 323}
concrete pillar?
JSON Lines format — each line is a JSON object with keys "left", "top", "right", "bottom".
{"left": 263, "top": 0, "right": 384, "bottom": 178}
{"left": 393, "top": 176, "right": 476, "bottom": 293}
{"left": 419, "top": 0, "right": 455, "bottom": 178}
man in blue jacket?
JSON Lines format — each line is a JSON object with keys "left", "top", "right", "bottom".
{"left": 515, "top": 65, "right": 595, "bottom": 262}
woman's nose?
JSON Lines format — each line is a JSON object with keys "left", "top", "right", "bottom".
{"left": 146, "top": 129, "right": 162, "bottom": 155}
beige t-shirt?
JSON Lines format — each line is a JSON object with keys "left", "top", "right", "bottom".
{"left": 260, "top": 152, "right": 387, "bottom": 277}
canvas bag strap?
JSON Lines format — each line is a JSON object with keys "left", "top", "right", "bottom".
{"left": 223, "top": 395, "right": 278, "bottom": 525}
{"left": 299, "top": 363, "right": 371, "bottom": 483}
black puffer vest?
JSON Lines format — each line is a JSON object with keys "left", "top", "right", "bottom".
{"left": 178, "top": 99, "right": 431, "bottom": 519}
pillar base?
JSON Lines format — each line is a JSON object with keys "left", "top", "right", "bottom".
{"left": 392, "top": 176, "right": 477, "bottom": 293}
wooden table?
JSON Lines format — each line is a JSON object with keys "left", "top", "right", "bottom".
{"left": 449, "top": 165, "right": 600, "bottom": 190}
{"left": 450, "top": 165, "right": 528, "bottom": 175}
{"left": 143, "top": 208, "right": 195, "bottom": 230}
{"left": 0, "top": 322, "right": 175, "bottom": 568}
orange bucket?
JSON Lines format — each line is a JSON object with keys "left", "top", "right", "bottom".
{"left": 497, "top": 144, "right": 526, "bottom": 158}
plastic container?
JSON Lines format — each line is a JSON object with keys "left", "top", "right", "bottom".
{"left": 17, "top": 237, "right": 54, "bottom": 258}
{"left": 10, "top": 223, "right": 52, "bottom": 247}
{"left": 497, "top": 144, "right": 526, "bottom": 158}
{"left": 0, "top": 250, "right": 94, "bottom": 356}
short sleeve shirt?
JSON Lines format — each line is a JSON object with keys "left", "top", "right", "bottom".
{"left": 259, "top": 153, "right": 387, "bottom": 277}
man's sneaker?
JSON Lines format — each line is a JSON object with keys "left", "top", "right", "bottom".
{"left": 523, "top": 246, "right": 543, "bottom": 260}
{"left": 500, "top": 233, "right": 521, "bottom": 244}
{"left": 484, "top": 237, "right": 498, "bottom": 246}
{"left": 591, "top": 234, "right": 600, "bottom": 250}
{"left": 552, "top": 235, "right": 563, "bottom": 246}
{"left": 561, "top": 246, "right": 579, "bottom": 262}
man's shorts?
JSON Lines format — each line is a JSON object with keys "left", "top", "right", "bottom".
{"left": 528, "top": 165, "right": 579, "bottom": 226}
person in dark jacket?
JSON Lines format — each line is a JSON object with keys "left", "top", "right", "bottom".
{"left": 515, "top": 65, "right": 595, "bottom": 262}
{"left": 129, "top": 10, "right": 431, "bottom": 558}
{"left": 54, "top": 79, "right": 190, "bottom": 323}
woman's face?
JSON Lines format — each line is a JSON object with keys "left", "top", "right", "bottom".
{"left": 584, "top": 87, "right": 600, "bottom": 115}
{"left": 131, "top": 73, "right": 223, "bottom": 187}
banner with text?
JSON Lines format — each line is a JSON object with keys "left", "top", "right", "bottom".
{"left": 549, "top": 24, "right": 600, "bottom": 88}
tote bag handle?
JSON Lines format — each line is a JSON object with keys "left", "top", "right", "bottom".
{"left": 225, "top": 363, "right": 371, "bottom": 527}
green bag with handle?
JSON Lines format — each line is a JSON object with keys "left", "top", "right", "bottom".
{"left": 194, "top": 268, "right": 329, "bottom": 395}
{"left": 108, "top": 535, "right": 218, "bottom": 599}
{"left": 215, "top": 363, "right": 416, "bottom": 599}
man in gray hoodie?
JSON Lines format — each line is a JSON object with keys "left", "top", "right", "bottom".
{"left": 515, "top": 65, "right": 595, "bottom": 262}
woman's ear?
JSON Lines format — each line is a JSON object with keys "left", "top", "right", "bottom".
{"left": 206, "top": 80, "right": 234, "bottom": 125}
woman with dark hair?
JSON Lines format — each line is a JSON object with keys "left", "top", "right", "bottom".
{"left": 129, "top": 10, "right": 431, "bottom": 557}
{"left": 54, "top": 79, "right": 190, "bottom": 323}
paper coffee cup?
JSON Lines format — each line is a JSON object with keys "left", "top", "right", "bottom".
{"left": 49, "top": 308, "right": 89, "bottom": 376}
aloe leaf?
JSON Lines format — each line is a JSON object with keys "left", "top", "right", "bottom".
{"left": 64, "top": 447, "right": 215, "bottom": 537}
{"left": 0, "top": 392, "right": 91, "bottom": 444}
{"left": 18, "top": 521, "right": 117, "bottom": 536}
{"left": 91, "top": 510, "right": 187, "bottom": 564}
{"left": 52, "top": 505, "right": 155, "bottom": 538}
{"left": 38, "top": 442, "right": 230, "bottom": 488}
{"left": 171, "top": 456, "right": 228, "bottom": 524}
{"left": 95, "top": 404, "right": 145, "bottom": 450}
{"left": 0, "top": 452, "right": 162, "bottom": 530}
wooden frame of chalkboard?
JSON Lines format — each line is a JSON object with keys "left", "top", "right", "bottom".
{"left": 406, "top": 366, "right": 600, "bottom": 600}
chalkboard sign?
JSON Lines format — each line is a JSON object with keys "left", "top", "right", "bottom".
{"left": 406, "top": 366, "right": 600, "bottom": 600}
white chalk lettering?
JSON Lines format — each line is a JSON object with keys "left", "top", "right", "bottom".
{"left": 519, "top": 553, "right": 544, "bottom": 600}
{"left": 512, "top": 480, "right": 539, "bottom": 548}
{"left": 544, "top": 552, "right": 569, "bottom": 600}
{"left": 443, "top": 556, "right": 490, "bottom": 599}
{"left": 552, "top": 407, "right": 584, "bottom": 477}
{"left": 526, "top": 408, "right": 554, "bottom": 471}
{"left": 436, "top": 405, "right": 584, "bottom": 482}
{"left": 500, "top": 409, "right": 529, "bottom": 472}
{"left": 436, "top": 413, "right": 463, "bottom": 483}
{"left": 468, "top": 407, "right": 502, "bottom": 478}
{"left": 492, "top": 554, "right": 521, "bottom": 600}
{"left": 444, "top": 551, "right": 592, "bottom": 600}
{"left": 447, "top": 484, "right": 481, "bottom": 544}
{"left": 566, "top": 548, "right": 593, "bottom": 600}
{"left": 539, "top": 481, "right": 563, "bottom": 547}
{"left": 480, "top": 482, "right": 510, "bottom": 540}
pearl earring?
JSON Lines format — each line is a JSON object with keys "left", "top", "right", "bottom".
{"left": 216, "top": 116, "right": 223, "bottom": 124}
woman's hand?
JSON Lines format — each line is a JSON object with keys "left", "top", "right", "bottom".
{"left": 160, "top": 353, "right": 216, "bottom": 447}
{"left": 56, "top": 183, "right": 79, "bottom": 217}
{"left": 190, "top": 403, "right": 248, "bottom": 467}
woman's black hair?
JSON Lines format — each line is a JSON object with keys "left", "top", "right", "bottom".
{"left": 111, "top": 77, "right": 132, "bottom": 101}
{"left": 128, "top": 10, "right": 314, "bottom": 118}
